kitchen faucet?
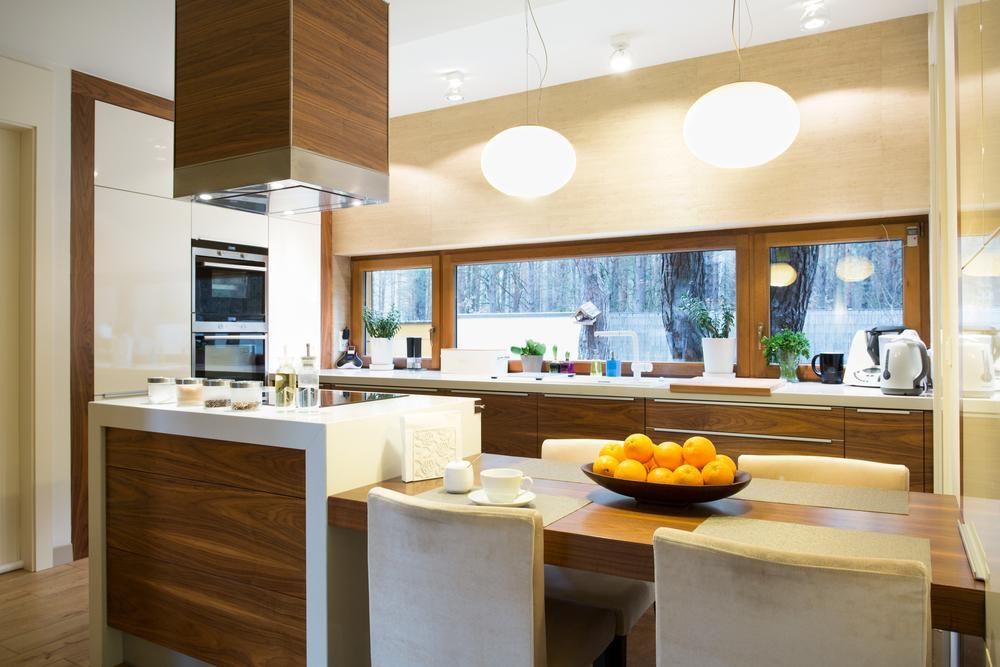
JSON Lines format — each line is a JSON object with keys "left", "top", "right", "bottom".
{"left": 594, "top": 330, "right": 653, "bottom": 378}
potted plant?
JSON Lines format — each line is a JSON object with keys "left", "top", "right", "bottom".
{"left": 679, "top": 294, "right": 736, "bottom": 375}
{"left": 761, "top": 329, "right": 811, "bottom": 382}
{"left": 510, "top": 339, "right": 547, "bottom": 373}
{"left": 362, "top": 306, "right": 402, "bottom": 369}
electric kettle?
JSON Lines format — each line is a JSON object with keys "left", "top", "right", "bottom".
{"left": 880, "top": 338, "right": 929, "bottom": 396}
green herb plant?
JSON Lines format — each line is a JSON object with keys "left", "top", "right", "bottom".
{"left": 510, "top": 339, "right": 547, "bottom": 357}
{"left": 362, "top": 306, "right": 402, "bottom": 339}
{"left": 678, "top": 293, "right": 735, "bottom": 339}
{"left": 760, "top": 330, "right": 811, "bottom": 362}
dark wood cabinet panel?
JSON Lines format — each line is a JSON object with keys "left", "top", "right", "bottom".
{"left": 107, "top": 547, "right": 306, "bottom": 667}
{"left": 448, "top": 391, "right": 539, "bottom": 458}
{"left": 646, "top": 399, "right": 845, "bottom": 441}
{"left": 106, "top": 467, "right": 306, "bottom": 599}
{"left": 646, "top": 428, "right": 845, "bottom": 461}
{"left": 106, "top": 428, "right": 305, "bottom": 498}
{"left": 924, "top": 411, "right": 934, "bottom": 493}
{"left": 845, "top": 408, "right": 925, "bottom": 491}
{"left": 537, "top": 395, "right": 645, "bottom": 444}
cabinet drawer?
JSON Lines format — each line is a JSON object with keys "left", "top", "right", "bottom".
{"left": 845, "top": 408, "right": 925, "bottom": 492}
{"left": 646, "top": 399, "right": 844, "bottom": 442}
{"left": 538, "top": 394, "right": 645, "bottom": 444}
{"left": 449, "top": 390, "right": 539, "bottom": 458}
{"left": 646, "top": 428, "right": 845, "bottom": 460}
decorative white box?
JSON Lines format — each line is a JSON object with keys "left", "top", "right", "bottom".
{"left": 440, "top": 348, "right": 510, "bottom": 376}
{"left": 401, "top": 410, "right": 463, "bottom": 482}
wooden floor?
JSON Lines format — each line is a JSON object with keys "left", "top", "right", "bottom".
{"left": 0, "top": 560, "right": 89, "bottom": 666}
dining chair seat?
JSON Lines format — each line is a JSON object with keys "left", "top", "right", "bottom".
{"left": 367, "top": 487, "right": 615, "bottom": 667}
{"left": 653, "top": 526, "right": 930, "bottom": 667}
{"left": 738, "top": 454, "right": 910, "bottom": 491}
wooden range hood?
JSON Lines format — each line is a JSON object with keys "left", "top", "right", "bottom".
{"left": 173, "top": 0, "right": 389, "bottom": 215}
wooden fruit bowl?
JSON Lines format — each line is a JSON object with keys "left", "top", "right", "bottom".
{"left": 580, "top": 464, "right": 752, "bottom": 506}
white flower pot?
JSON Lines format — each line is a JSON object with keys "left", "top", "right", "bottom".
{"left": 702, "top": 337, "right": 735, "bottom": 375}
{"left": 520, "top": 355, "right": 544, "bottom": 373}
{"left": 369, "top": 337, "right": 395, "bottom": 368}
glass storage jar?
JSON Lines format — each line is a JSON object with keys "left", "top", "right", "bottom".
{"left": 175, "top": 378, "right": 205, "bottom": 406}
{"left": 147, "top": 377, "right": 176, "bottom": 404}
{"left": 231, "top": 380, "right": 262, "bottom": 411}
{"left": 203, "top": 379, "right": 232, "bottom": 408}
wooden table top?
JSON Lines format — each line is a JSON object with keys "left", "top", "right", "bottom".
{"left": 328, "top": 454, "right": 986, "bottom": 637}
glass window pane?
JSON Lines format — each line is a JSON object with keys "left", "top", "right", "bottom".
{"left": 769, "top": 239, "right": 904, "bottom": 358}
{"left": 456, "top": 250, "right": 736, "bottom": 362}
{"left": 364, "top": 267, "right": 432, "bottom": 358}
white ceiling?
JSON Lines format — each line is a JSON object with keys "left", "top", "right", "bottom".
{"left": 0, "top": 0, "right": 929, "bottom": 118}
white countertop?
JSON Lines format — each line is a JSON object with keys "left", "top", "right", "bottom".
{"left": 317, "top": 368, "right": 971, "bottom": 411}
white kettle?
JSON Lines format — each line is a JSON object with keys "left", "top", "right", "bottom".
{"left": 961, "top": 334, "right": 997, "bottom": 397}
{"left": 880, "top": 338, "right": 929, "bottom": 396}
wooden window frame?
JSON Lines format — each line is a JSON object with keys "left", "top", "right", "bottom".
{"left": 351, "top": 255, "right": 442, "bottom": 369}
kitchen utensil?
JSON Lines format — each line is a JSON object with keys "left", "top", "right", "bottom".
{"left": 480, "top": 468, "right": 533, "bottom": 503}
{"left": 880, "top": 338, "right": 929, "bottom": 396}
{"left": 810, "top": 353, "right": 845, "bottom": 384}
{"left": 443, "top": 460, "right": 474, "bottom": 494}
{"left": 581, "top": 464, "right": 751, "bottom": 505}
{"left": 844, "top": 326, "right": 921, "bottom": 388}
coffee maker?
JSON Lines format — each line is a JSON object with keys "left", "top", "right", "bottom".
{"left": 406, "top": 337, "right": 423, "bottom": 370}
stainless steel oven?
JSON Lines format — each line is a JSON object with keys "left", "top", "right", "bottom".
{"left": 192, "top": 241, "right": 268, "bottom": 331}
{"left": 193, "top": 333, "right": 267, "bottom": 381}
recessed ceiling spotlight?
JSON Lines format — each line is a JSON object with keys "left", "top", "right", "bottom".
{"left": 197, "top": 193, "right": 213, "bottom": 201}
{"left": 800, "top": 0, "right": 830, "bottom": 31}
{"left": 609, "top": 42, "right": 632, "bottom": 73}
{"left": 443, "top": 70, "right": 465, "bottom": 103}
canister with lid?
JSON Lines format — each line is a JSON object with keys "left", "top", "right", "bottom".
{"left": 203, "top": 379, "right": 232, "bottom": 408}
{"left": 231, "top": 380, "right": 263, "bottom": 411}
{"left": 176, "top": 378, "right": 205, "bottom": 407}
{"left": 147, "top": 377, "right": 176, "bottom": 404}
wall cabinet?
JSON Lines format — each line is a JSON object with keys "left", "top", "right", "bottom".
{"left": 191, "top": 203, "right": 268, "bottom": 248}
{"left": 94, "top": 101, "right": 173, "bottom": 198}
{"left": 267, "top": 216, "right": 320, "bottom": 371}
{"left": 447, "top": 390, "right": 539, "bottom": 458}
{"left": 537, "top": 395, "right": 645, "bottom": 444}
{"left": 845, "top": 408, "right": 927, "bottom": 491}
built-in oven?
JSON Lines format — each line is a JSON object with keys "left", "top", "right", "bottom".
{"left": 193, "top": 332, "right": 267, "bottom": 381}
{"left": 192, "top": 241, "right": 268, "bottom": 331}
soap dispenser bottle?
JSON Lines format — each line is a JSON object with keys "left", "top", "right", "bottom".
{"left": 606, "top": 352, "right": 621, "bottom": 378}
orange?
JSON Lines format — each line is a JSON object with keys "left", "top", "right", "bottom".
{"left": 613, "top": 459, "right": 647, "bottom": 482}
{"left": 592, "top": 455, "right": 620, "bottom": 476}
{"left": 682, "top": 436, "right": 717, "bottom": 469}
{"left": 646, "top": 467, "right": 672, "bottom": 484}
{"left": 669, "top": 464, "right": 704, "bottom": 486}
{"left": 715, "top": 454, "right": 737, "bottom": 474}
{"left": 623, "top": 433, "right": 654, "bottom": 463}
{"left": 599, "top": 442, "right": 626, "bottom": 462}
{"left": 652, "top": 442, "right": 684, "bottom": 471}
{"left": 701, "top": 460, "right": 735, "bottom": 486}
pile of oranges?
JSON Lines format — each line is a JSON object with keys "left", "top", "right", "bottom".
{"left": 592, "top": 433, "right": 736, "bottom": 486}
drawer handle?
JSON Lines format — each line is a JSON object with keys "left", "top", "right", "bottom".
{"left": 475, "top": 403, "right": 486, "bottom": 413}
{"left": 334, "top": 384, "right": 438, "bottom": 393}
{"left": 542, "top": 394, "right": 635, "bottom": 401}
{"left": 652, "top": 398, "right": 832, "bottom": 411}
{"left": 856, "top": 408, "right": 912, "bottom": 415}
{"left": 451, "top": 390, "right": 530, "bottom": 397}
{"left": 651, "top": 427, "right": 835, "bottom": 445}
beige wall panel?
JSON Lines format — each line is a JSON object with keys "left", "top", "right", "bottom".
{"left": 329, "top": 16, "right": 930, "bottom": 257}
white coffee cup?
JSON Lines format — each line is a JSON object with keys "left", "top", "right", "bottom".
{"left": 480, "top": 468, "right": 533, "bottom": 503}
{"left": 443, "top": 460, "right": 474, "bottom": 494}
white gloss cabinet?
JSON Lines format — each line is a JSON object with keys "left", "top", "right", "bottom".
{"left": 94, "top": 102, "right": 173, "bottom": 199}
{"left": 267, "top": 216, "right": 320, "bottom": 370}
{"left": 94, "top": 187, "right": 192, "bottom": 394}
{"left": 191, "top": 203, "right": 268, "bottom": 248}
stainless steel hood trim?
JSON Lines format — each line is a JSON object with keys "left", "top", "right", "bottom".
{"left": 174, "top": 147, "right": 291, "bottom": 199}
{"left": 290, "top": 147, "right": 388, "bottom": 203}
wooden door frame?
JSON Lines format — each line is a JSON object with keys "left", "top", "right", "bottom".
{"left": 70, "top": 71, "right": 173, "bottom": 560}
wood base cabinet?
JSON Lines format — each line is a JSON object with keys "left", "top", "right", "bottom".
{"left": 447, "top": 390, "right": 539, "bottom": 458}
{"left": 537, "top": 394, "right": 645, "bottom": 444}
{"left": 845, "top": 408, "right": 927, "bottom": 492}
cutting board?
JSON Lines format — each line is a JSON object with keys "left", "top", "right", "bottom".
{"left": 667, "top": 377, "right": 787, "bottom": 396}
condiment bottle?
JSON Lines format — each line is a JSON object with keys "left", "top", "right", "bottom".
{"left": 274, "top": 346, "right": 297, "bottom": 409}
{"left": 297, "top": 344, "right": 320, "bottom": 411}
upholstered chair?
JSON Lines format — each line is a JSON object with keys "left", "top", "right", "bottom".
{"left": 652, "top": 526, "right": 931, "bottom": 667}
{"left": 738, "top": 454, "right": 910, "bottom": 491}
{"left": 540, "top": 439, "right": 656, "bottom": 665}
{"left": 367, "top": 487, "right": 616, "bottom": 667}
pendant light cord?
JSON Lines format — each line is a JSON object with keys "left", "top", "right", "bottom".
{"left": 731, "top": 0, "right": 754, "bottom": 81}
{"left": 524, "top": 0, "right": 549, "bottom": 125}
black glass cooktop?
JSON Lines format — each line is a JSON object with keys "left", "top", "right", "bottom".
{"left": 319, "top": 389, "right": 403, "bottom": 408}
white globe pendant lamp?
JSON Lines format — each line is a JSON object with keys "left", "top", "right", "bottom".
{"left": 684, "top": 1, "right": 800, "bottom": 169}
{"left": 481, "top": 0, "right": 575, "bottom": 198}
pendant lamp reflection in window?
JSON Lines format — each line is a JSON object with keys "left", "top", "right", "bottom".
{"left": 835, "top": 255, "right": 875, "bottom": 283}
{"left": 481, "top": 0, "right": 576, "bottom": 198}
{"left": 684, "top": 0, "right": 800, "bottom": 169}
{"left": 769, "top": 248, "right": 798, "bottom": 287}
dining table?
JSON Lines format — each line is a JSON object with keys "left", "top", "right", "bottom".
{"left": 326, "top": 454, "right": 987, "bottom": 637}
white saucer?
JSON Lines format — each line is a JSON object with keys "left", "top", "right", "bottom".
{"left": 468, "top": 489, "right": 536, "bottom": 507}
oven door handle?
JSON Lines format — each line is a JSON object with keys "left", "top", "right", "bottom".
{"left": 199, "top": 260, "right": 267, "bottom": 272}
{"left": 200, "top": 335, "right": 267, "bottom": 340}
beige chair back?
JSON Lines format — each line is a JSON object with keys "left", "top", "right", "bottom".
{"left": 738, "top": 454, "right": 910, "bottom": 491}
{"left": 653, "top": 527, "right": 930, "bottom": 667}
{"left": 367, "top": 487, "right": 546, "bottom": 667}
{"left": 541, "top": 438, "right": 623, "bottom": 464}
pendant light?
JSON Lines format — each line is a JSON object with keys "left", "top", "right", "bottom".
{"left": 684, "top": 0, "right": 800, "bottom": 169}
{"left": 835, "top": 255, "right": 875, "bottom": 282}
{"left": 769, "top": 248, "right": 798, "bottom": 287}
{"left": 481, "top": 0, "right": 576, "bottom": 198}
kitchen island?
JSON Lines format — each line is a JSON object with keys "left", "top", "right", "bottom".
{"left": 88, "top": 391, "right": 480, "bottom": 667}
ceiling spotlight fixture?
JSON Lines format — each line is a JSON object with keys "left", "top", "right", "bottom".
{"left": 480, "top": 0, "right": 576, "bottom": 198}
{"left": 609, "top": 41, "right": 632, "bottom": 73}
{"left": 684, "top": 0, "right": 800, "bottom": 169}
{"left": 443, "top": 70, "right": 465, "bottom": 102}
{"left": 800, "top": 0, "right": 830, "bottom": 32}
{"left": 197, "top": 193, "right": 213, "bottom": 201}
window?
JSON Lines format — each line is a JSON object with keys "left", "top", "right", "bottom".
{"left": 455, "top": 249, "right": 737, "bottom": 363}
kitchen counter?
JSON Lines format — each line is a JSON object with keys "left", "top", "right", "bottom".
{"left": 319, "top": 368, "right": 974, "bottom": 411}
{"left": 88, "top": 393, "right": 480, "bottom": 667}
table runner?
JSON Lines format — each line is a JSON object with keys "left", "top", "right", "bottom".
{"left": 733, "top": 477, "right": 909, "bottom": 515}
{"left": 503, "top": 459, "right": 596, "bottom": 485}
{"left": 414, "top": 487, "right": 590, "bottom": 526}
{"left": 694, "top": 516, "right": 932, "bottom": 572}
